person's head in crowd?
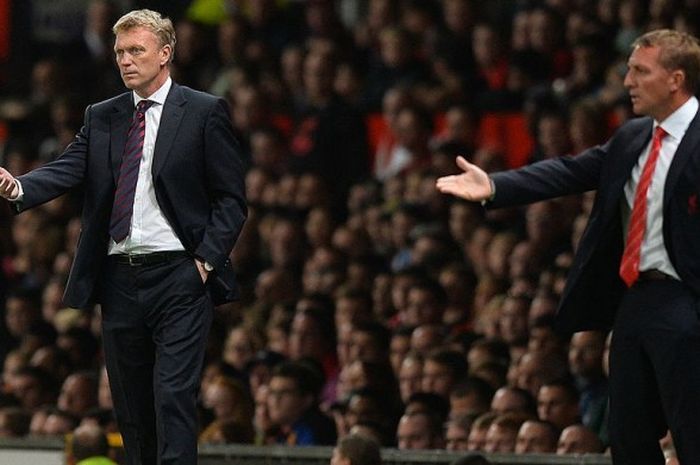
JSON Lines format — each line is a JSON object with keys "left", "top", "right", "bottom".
{"left": 421, "top": 349, "right": 467, "bottom": 399}
{"left": 449, "top": 377, "right": 494, "bottom": 418}
{"left": 344, "top": 387, "right": 397, "bottom": 441}
{"left": 250, "top": 127, "right": 287, "bottom": 175}
{"left": 508, "top": 240, "right": 542, "bottom": 281}
{"left": 68, "top": 423, "right": 114, "bottom": 465}
{"left": 41, "top": 277, "right": 66, "bottom": 323}
{"left": 57, "top": 371, "right": 98, "bottom": 418}
{"left": 528, "top": 293, "right": 559, "bottom": 327}
{"left": 527, "top": 316, "right": 565, "bottom": 356}
{"left": 335, "top": 288, "right": 374, "bottom": 329}
{"left": 9, "top": 366, "right": 58, "bottom": 411}
{"left": 296, "top": 173, "right": 331, "bottom": 212}
{"left": 515, "top": 419, "right": 559, "bottom": 453}
{"left": 289, "top": 301, "right": 336, "bottom": 363}
{"left": 29, "top": 344, "right": 73, "bottom": 385}
{"left": 472, "top": 22, "right": 504, "bottom": 73}
{"left": 499, "top": 294, "right": 531, "bottom": 348}
{"left": 303, "top": 246, "right": 348, "bottom": 296}
{"left": 568, "top": 330, "right": 606, "bottom": 382}
{"left": 490, "top": 386, "right": 537, "bottom": 417}
{"left": 483, "top": 412, "right": 531, "bottom": 453}
{"left": 516, "top": 350, "right": 569, "bottom": 398}
{"left": 267, "top": 361, "right": 323, "bottom": 429}
{"left": 537, "top": 381, "right": 581, "bottom": 431}
{"left": 445, "top": 413, "right": 476, "bottom": 451}
{"left": 467, "top": 338, "right": 510, "bottom": 374}
{"left": 486, "top": 231, "right": 518, "bottom": 279}
{"left": 402, "top": 277, "right": 447, "bottom": 327}
{"left": 246, "top": 350, "right": 286, "bottom": 392}
{"left": 467, "top": 411, "right": 497, "bottom": 451}
{"left": 388, "top": 327, "right": 412, "bottom": 375}
{"left": 79, "top": 407, "right": 117, "bottom": 434}
{"left": 0, "top": 407, "right": 31, "bottom": 438}
{"left": 556, "top": 424, "right": 604, "bottom": 454}
{"left": 268, "top": 213, "right": 306, "bottom": 269}
{"left": 409, "top": 324, "right": 444, "bottom": 355}
{"left": 349, "top": 320, "right": 391, "bottom": 364}
{"left": 303, "top": 50, "right": 336, "bottom": 106}
{"left": 409, "top": 226, "right": 456, "bottom": 275}
{"left": 396, "top": 410, "right": 444, "bottom": 450}
{"left": 254, "top": 267, "right": 300, "bottom": 308}
{"left": 306, "top": 207, "right": 337, "bottom": 252}
{"left": 57, "top": 327, "right": 99, "bottom": 371}
{"left": 5, "top": 289, "right": 42, "bottom": 342}
{"left": 2, "top": 349, "right": 28, "bottom": 391}
{"left": 202, "top": 375, "right": 254, "bottom": 426}
{"left": 222, "top": 325, "right": 259, "bottom": 374}
{"left": 42, "top": 408, "right": 79, "bottom": 436}
{"left": 331, "top": 433, "right": 382, "bottom": 465}
{"left": 447, "top": 200, "right": 481, "bottom": 246}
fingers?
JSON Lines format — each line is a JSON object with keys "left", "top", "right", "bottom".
{"left": 0, "top": 169, "right": 18, "bottom": 199}
{"left": 455, "top": 155, "right": 471, "bottom": 171}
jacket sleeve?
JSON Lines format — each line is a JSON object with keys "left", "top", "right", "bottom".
{"left": 193, "top": 98, "right": 247, "bottom": 271}
{"left": 489, "top": 141, "right": 609, "bottom": 209}
{"left": 15, "top": 106, "right": 91, "bottom": 212}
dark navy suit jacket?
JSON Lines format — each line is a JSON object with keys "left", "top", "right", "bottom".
{"left": 489, "top": 113, "right": 700, "bottom": 334}
{"left": 15, "top": 83, "right": 247, "bottom": 308}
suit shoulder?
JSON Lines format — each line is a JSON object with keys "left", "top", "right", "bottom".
{"left": 178, "top": 85, "right": 221, "bottom": 106}
{"left": 614, "top": 116, "right": 653, "bottom": 137}
{"left": 89, "top": 92, "right": 132, "bottom": 113}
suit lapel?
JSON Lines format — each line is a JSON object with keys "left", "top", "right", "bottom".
{"left": 664, "top": 111, "right": 700, "bottom": 211}
{"left": 606, "top": 119, "right": 653, "bottom": 206}
{"left": 153, "top": 83, "right": 186, "bottom": 179}
{"left": 109, "top": 94, "right": 134, "bottom": 184}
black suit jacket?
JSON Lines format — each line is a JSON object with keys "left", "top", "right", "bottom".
{"left": 490, "top": 112, "right": 700, "bottom": 334}
{"left": 15, "top": 83, "right": 247, "bottom": 308}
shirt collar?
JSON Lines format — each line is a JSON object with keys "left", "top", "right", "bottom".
{"left": 132, "top": 77, "right": 172, "bottom": 107}
{"left": 656, "top": 95, "right": 699, "bottom": 140}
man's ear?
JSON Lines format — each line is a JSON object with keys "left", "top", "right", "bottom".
{"left": 669, "top": 69, "right": 686, "bottom": 93}
{"left": 160, "top": 44, "right": 172, "bottom": 66}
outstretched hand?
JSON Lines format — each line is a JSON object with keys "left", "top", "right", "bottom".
{"left": 0, "top": 167, "right": 19, "bottom": 200}
{"left": 435, "top": 156, "right": 492, "bottom": 202}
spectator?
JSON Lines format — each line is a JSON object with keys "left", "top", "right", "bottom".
{"left": 68, "top": 423, "right": 116, "bottom": 465}
{"left": 267, "top": 361, "right": 336, "bottom": 445}
{"left": 330, "top": 433, "right": 382, "bottom": 465}
{"left": 515, "top": 419, "right": 559, "bottom": 453}
{"left": 396, "top": 410, "right": 444, "bottom": 450}
{"left": 557, "top": 424, "right": 604, "bottom": 454}
{"left": 537, "top": 381, "right": 581, "bottom": 432}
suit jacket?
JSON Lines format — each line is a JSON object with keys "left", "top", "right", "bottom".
{"left": 490, "top": 113, "right": 700, "bottom": 334}
{"left": 15, "top": 83, "right": 247, "bottom": 308}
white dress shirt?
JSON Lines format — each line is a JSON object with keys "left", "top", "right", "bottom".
{"left": 623, "top": 96, "right": 699, "bottom": 279}
{"left": 108, "top": 77, "right": 185, "bottom": 255}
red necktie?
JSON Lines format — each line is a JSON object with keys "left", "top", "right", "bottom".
{"left": 619, "top": 126, "right": 667, "bottom": 287}
{"left": 109, "top": 99, "right": 154, "bottom": 243}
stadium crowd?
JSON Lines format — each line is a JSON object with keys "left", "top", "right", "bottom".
{"left": 0, "top": 0, "right": 696, "bottom": 462}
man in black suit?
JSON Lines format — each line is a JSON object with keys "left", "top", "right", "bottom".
{"left": 0, "top": 9, "right": 246, "bottom": 465}
{"left": 437, "top": 29, "right": 700, "bottom": 464}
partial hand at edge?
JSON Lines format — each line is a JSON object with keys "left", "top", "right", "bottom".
{"left": 0, "top": 167, "right": 19, "bottom": 200}
{"left": 435, "top": 156, "right": 492, "bottom": 202}
{"left": 194, "top": 259, "right": 210, "bottom": 284}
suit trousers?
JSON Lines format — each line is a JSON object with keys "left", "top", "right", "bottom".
{"left": 101, "top": 254, "right": 213, "bottom": 465}
{"left": 609, "top": 278, "right": 700, "bottom": 465}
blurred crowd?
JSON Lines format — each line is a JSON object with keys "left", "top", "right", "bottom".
{"left": 0, "top": 0, "right": 696, "bottom": 461}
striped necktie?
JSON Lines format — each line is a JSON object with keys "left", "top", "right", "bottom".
{"left": 109, "top": 99, "right": 154, "bottom": 243}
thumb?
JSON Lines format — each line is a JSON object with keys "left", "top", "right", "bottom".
{"left": 456, "top": 155, "right": 472, "bottom": 172}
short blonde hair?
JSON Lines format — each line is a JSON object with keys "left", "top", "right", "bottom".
{"left": 113, "top": 9, "right": 176, "bottom": 62}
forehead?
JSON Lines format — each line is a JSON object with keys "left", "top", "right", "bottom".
{"left": 114, "top": 26, "right": 160, "bottom": 48}
{"left": 628, "top": 45, "right": 663, "bottom": 66}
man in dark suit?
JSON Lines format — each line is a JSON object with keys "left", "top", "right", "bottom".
{"left": 437, "top": 29, "right": 700, "bottom": 465}
{"left": 0, "top": 9, "right": 246, "bottom": 465}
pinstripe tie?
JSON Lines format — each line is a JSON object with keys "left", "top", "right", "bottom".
{"left": 619, "top": 126, "right": 667, "bottom": 287}
{"left": 109, "top": 99, "right": 154, "bottom": 243}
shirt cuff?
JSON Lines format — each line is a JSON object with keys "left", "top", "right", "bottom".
{"left": 10, "top": 178, "right": 23, "bottom": 202}
{"left": 481, "top": 177, "right": 496, "bottom": 206}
